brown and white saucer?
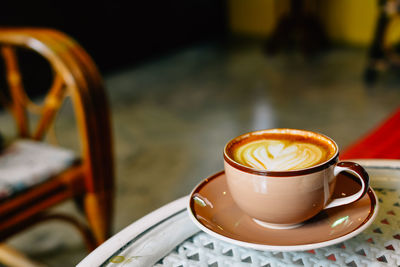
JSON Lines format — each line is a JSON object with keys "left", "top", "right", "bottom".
{"left": 187, "top": 171, "right": 378, "bottom": 251}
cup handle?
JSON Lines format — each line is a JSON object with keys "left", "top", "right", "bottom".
{"left": 324, "top": 162, "right": 370, "bottom": 209}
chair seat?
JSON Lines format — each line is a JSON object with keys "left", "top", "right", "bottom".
{"left": 0, "top": 140, "right": 77, "bottom": 200}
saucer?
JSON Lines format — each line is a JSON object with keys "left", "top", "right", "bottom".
{"left": 187, "top": 171, "right": 378, "bottom": 251}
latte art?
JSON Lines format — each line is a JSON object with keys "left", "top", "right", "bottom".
{"left": 233, "top": 140, "right": 327, "bottom": 171}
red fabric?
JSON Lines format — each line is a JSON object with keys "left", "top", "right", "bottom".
{"left": 340, "top": 108, "right": 400, "bottom": 160}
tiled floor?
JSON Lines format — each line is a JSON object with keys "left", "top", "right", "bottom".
{"left": 3, "top": 40, "right": 400, "bottom": 266}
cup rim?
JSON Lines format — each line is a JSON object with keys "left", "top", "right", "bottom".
{"left": 223, "top": 128, "right": 339, "bottom": 177}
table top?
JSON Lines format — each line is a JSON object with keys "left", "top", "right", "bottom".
{"left": 78, "top": 159, "right": 400, "bottom": 267}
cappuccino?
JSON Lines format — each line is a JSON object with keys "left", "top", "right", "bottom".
{"left": 223, "top": 129, "right": 369, "bottom": 227}
{"left": 227, "top": 130, "right": 336, "bottom": 171}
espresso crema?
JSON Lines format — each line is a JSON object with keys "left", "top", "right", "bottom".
{"left": 232, "top": 138, "right": 332, "bottom": 171}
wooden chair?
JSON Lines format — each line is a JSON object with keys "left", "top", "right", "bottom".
{"left": 0, "top": 28, "right": 114, "bottom": 256}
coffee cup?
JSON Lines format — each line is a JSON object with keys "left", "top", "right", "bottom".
{"left": 223, "top": 128, "right": 369, "bottom": 229}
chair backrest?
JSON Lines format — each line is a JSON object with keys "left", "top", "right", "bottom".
{"left": 0, "top": 28, "right": 114, "bottom": 225}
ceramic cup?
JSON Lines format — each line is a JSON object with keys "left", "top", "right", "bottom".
{"left": 223, "top": 128, "right": 369, "bottom": 229}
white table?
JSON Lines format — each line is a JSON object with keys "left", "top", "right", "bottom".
{"left": 78, "top": 159, "right": 400, "bottom": 267}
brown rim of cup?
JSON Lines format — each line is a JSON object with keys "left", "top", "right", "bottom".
{"left": 223, "top": 129, "right": 339, "bottom": 177}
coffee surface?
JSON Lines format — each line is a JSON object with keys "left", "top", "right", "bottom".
{"left": 232, "top": 138, "right": 331, "bottom": 171}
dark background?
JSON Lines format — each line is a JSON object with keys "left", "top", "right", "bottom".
{"left": 1, "top": 0, "right": 228, "bottom": 74}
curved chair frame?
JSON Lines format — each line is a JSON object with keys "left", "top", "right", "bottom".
{"left": 0, "top": 28, "right": 114, "bottom": 250}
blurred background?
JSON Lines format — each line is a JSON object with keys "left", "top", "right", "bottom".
{"left": 1, "top": 0, "right": 400, "bottom": 266}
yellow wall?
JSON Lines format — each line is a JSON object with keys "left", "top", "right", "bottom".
{"left": 317, "top": 0, "right": 378, "bottom": 45}
{"left": 228, "top": 0, "right": 289, "bottom": 36}
{"left": 228, "top": 0, "right": 400, "bottom": 46}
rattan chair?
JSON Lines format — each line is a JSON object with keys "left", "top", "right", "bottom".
{"left": 0, "top": 28, "right": 114, "bottom": 259}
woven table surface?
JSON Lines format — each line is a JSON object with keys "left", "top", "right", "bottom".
{"left": 88, "top": 163, "right": 400, "bottom": 267}
{"left": 157, "top": 187, "right": 400, "bottom": 267}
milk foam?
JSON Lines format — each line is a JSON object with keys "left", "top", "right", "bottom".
{"left": 233, "top": 139, "right": 326, "bottom": 171}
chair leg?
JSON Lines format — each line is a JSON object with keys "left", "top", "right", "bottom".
{"left": 364, "top": 0, "right": 390, "bottom": 85}
{"left": 0, "top": 212, "right": 98, "bottom": 253}
{"left": 38, "top": 214, "right": 98, "bottom": 251}
{"left": 0, "top": 244, "right": 45, "bottom": 267}
{"left": 84, "top": 192, "right": 112, "bottom": 245}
